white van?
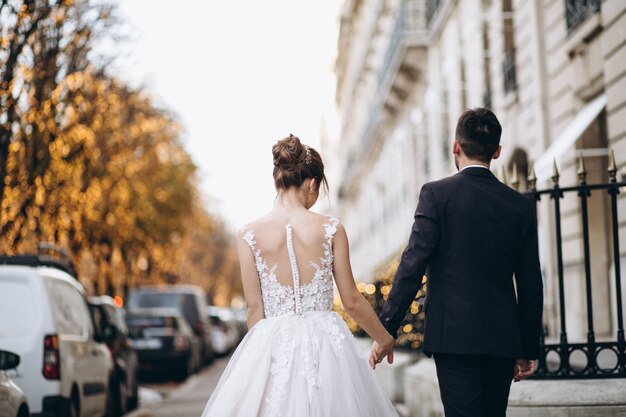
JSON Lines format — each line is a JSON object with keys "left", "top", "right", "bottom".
{"left": 0, "top": 255, "right": 113, "bottom": 417}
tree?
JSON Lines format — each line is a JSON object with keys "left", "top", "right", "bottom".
{"left": 1, "top": 0, "right": 241, "bottom": 303}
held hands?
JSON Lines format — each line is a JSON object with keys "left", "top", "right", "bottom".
{"left": 513, "top": 359, "right": 536, "bottom": 382}
{"left": 368, "top": 337, "right": 395, "bottom": 369}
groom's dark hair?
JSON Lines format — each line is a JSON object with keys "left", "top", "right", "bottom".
{"left": 455, "top": 108, "right": 502, "bottom": 163}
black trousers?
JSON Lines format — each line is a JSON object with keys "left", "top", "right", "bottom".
{"left": 433, "top": 353, "right": 515, "bottom": 417}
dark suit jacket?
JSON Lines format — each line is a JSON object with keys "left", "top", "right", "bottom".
{"left": 379, "top": 167, "right": 543, "bottom": 359}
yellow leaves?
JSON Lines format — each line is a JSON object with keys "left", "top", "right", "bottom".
{"left": 105, "top": 213, "right": 116, "bottom": 226}
{"left": 1, "top": 59, "right": 240, "bottom": 301}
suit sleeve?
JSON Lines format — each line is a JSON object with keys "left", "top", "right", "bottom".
{"left": 515, "top": 200, "right": 544, "bottom": 359}
{"left": 379, "top": 183, "right": 440, "bottom": 337}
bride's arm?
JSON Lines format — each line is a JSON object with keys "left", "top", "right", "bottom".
{"left": 332, "top": 224, "right": 394, "bottom": 351}
{"left": 236, "top": 232, "right": 264, "bottom": 329}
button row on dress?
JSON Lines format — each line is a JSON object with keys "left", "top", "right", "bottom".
{"left": 285, "top": 224, "right": 302, "bottom": 315}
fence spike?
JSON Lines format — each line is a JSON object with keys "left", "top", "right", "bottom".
{"left": 552, "top": 159, "right": 560, "bottom": 186}
{"left": 511, "top": 163, "right": 519, "bottom": 191}
{"left": 528, "top": 160, "right": 537, "bottom": 190}
{"left": 577, "top": 153, "right": 587, "bottom": 184}
{"left": 608, "top": 149, "right": 617, "bottom": 182}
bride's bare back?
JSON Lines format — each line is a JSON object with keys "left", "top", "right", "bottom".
{"left": 240, "top": 209, "right": 338, "bottom": 319}
{"left": 245, "top": 210, "right": 333, "bottom": 289}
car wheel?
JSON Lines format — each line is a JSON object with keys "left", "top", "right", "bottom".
{"left": 105, "top": 376, "right": 118, "bottom": 417}
{"left": 176, "top": 356, "right": 191, "bottom": 381}
{"left": 112, "top": 374, "right": 128, "bottom": 416}
{"left": 68, "top": 394, "right": 79, "bottom": 417}
{"left": 16, "top": 405, "right": 29, "bottom": 417}
{"left": 127, "top": 378, "right": 139, "bottom": 411}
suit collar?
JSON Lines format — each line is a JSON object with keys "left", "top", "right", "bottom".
{"left": 458, "top": 166, "right": 497, "bottom": 178}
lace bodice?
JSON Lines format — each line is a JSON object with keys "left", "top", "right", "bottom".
{"left": 242, "top": 216, "right": 339, "bottom": 318}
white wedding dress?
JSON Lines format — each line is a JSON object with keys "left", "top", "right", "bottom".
{"left": 201, "top": 216, "right": 398, "bottom": 417}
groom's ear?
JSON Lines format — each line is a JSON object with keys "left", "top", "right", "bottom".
{"left": 453, "top": 140, "right": 461, "bottom": 155}
{"left": 492, "top": 146, "right": 502, "bottom": 160}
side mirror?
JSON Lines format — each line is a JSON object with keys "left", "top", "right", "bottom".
{"left": 0, "top": 350, "right": 20, "bottom": 371}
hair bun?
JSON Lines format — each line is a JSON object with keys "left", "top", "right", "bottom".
{"left": 272, "top": 134, "right": 306, "bottom": 168}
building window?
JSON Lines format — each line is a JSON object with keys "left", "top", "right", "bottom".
{"left": 501, "top": 0, "right": 516, "bottom": 94}
{"left": 426, "top": 0, "right": 443, "bottom": 26}
{"left": 565, "top": 0, "right": 601, "bottom": 34}
{"left": 482, "top": 22, "right": 492, "bottom": 108}
{"left": 502, "top": 50, "right": 517, "bottom": 94}
{"left": 441, "top": 87, "right": 450, "bottom": 161}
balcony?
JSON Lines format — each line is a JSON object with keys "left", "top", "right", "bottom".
{"left": 339, "top": 0, "right": 430, "bottom": 198}
{"left": 426, "top": 0, "right": 442, "bottom": 25}
{"left": 565, "top": 0, "right": 601, "bottom": 34}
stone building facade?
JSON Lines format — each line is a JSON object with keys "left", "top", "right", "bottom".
{"left": 330, "top": 0, "right": 626, "bottom": 346}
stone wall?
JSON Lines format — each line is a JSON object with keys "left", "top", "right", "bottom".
{"left": 401, "top": 357, "right": 626, "bottom": 417}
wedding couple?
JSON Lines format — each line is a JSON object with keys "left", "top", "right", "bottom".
{"left": 201, "top": 108, "right": 543, "bottom": 417}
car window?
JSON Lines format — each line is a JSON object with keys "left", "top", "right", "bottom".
{"left": 0, "top": 280, "right": 41, "bottom": 341}
{"left": 128, "top": 291, "right": 203, "bottom": 327}
{"left": 47, "top": 280, "right": 91, "bottom": 337}
{"left": 126, "top": 315, "right": 178, "bottom": 330}
{"left": 181, "top": 295, "right": 200, "bottom": 326}
{"left": 128, "top": 292, "right": 181, "bottom": 309}
{"left": 103, "top": 304, "right": 128, "bottom": 334}
{"left": 89, "top": 305, "right": 106, "bottom": 336}
{"left": 115, "top": 309, "right": 129, "bottom": 334}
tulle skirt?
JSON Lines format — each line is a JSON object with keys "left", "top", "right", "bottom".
{"left": 201, "top": 311, "right": 398, "bottom": 417}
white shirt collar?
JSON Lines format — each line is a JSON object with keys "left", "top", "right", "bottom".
{"left": 462, "top": 164, "right": 490, "bottom": 171}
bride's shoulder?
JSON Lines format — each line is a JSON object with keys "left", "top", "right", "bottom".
{"left": 306, "top": 212, "right": 341, "bottom": 226}
{"left": 308, "top": 213, "right": 345, "bottom": 239}
{"left": 238, "top": 213, "right": 283, "bottom": 237}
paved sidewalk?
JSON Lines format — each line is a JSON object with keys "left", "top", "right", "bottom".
{"left": 125, "top": 357, "right": 229, "bottom": 417}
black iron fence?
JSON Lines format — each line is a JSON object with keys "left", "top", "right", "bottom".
{"left": 521, "top": 152, "right": 626, "bottom": 378}
{"left": 353, "top": 151, "right": 626, "bottom": 379}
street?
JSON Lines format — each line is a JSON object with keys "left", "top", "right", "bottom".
{"left": 125, "top": 357, "right": 230, "bottom": 417}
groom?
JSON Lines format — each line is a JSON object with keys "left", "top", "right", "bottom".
{"left": 371, "top": 108, "right": 543, "bottom": 417}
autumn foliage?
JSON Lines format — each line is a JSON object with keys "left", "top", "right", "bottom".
{"left": 0, "top": 0, "right": 241, "bottom": 303}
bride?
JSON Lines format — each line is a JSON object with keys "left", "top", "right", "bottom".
{"left": 201, "top": 134, "right": 398, "bottom": 417}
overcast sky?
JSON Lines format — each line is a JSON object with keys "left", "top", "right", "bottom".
{"left": 115, "top": 0, "right": 341, "bottom": 228}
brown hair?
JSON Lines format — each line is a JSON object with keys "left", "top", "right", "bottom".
{"left": 272, "top": 134, "right": 328, "bottom": 193}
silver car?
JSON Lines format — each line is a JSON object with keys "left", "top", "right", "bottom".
{"left": 0, "top": 350, "right": 29, "bottom": 417}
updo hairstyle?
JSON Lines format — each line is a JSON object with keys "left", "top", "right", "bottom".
{"left": 272, "top": 134, "right": 328, "bottom": 193}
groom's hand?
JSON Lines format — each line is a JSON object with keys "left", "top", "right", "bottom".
{"left": 513, "top": 359, "right": 536, "bottom": 382}
{"left": 369, "top": 340, "right": 394, "bottom": 369}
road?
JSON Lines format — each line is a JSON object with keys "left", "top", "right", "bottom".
{"left": 125, "top": 356, "right": 230, "bottom": 417}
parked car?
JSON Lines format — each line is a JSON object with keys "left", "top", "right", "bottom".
{"left": 205, "top": 306, "right": 239, "bottom": 355}
{"left": 127, "top": 285, "right": 213, "bottom": 363}
{"left": 88, "top": 296, "right": 139, "bottom": 416}
{"left": 125, "top": 308, "right": 201, "bottom": 381}
{"left": 0, "top": 350, "right": 29, "bottom": 417}
{"left": 0, "top": 250, "right": 114, "bottom": 417}
{"left": 231, "top": 307, "right": 249, "bottom": 339}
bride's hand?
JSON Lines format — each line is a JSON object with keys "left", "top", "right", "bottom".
{"left": 369, "top": 336, "right": 395, "bottom": 369}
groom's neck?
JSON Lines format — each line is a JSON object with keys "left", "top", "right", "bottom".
{"left": 458, "top": 158, "right": 490, "bottom": 171}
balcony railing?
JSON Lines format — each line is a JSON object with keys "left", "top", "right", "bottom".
{"left": 378, "top": 0, "right": 429, "bottom": 85}
{"left": 426, "top": 0, "right": 442, "bottom": 25}
{"left": 502, "top": 51, "right": 517, "bottom": 94}
{"left": 341, "top": 0, "right": 429, "bottom": 195}
{"left": 565, "top": 0, "right": 601, "bottom": 34}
